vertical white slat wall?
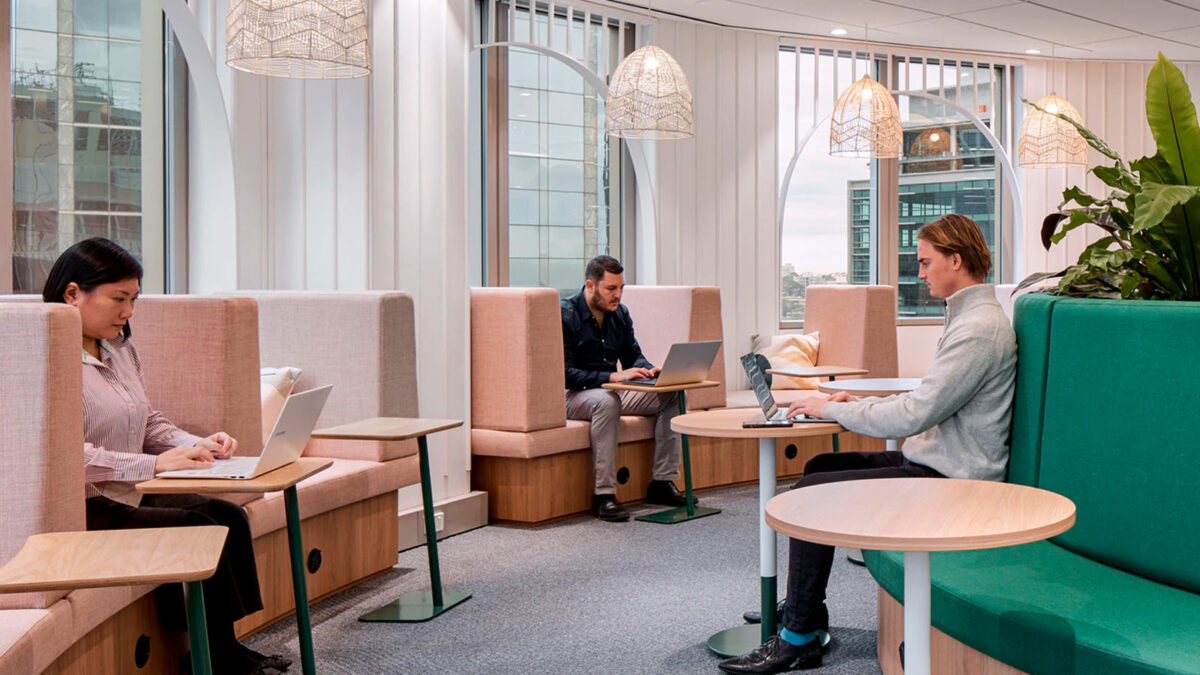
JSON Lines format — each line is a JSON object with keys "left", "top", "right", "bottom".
{"left": 188, "top": 0, "right": 474, "bottom": 511}
{"left": 652, "top": 20, "right": 778, "bottom": 389}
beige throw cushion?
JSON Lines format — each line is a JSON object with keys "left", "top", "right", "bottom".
{"left": 760, "top": 332, "right": 820, "bottom": 389}
{"left": 260, "top": 367, "right": 301, "bottom": 443}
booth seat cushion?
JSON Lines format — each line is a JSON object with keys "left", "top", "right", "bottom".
{"left": 471, "top": 416, "right": 656, "bottom": 459}
{"left": 0, "top": 609, "right": 47, "bottom": 674}
{"left": 865, "top": 544, "right": 1200, "bottom": 675}
{"left": 725, "top": 389, "right": 827, "bottom": 409}
{"left": 303, "top": 436, "right": 418, "bottom": 463}
{"left": 243, "top": 457, "right": 418, "bottom": 537}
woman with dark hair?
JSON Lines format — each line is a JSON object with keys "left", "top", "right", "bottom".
{"left": 44, "top": 237, "right": 289, "bottom": 674}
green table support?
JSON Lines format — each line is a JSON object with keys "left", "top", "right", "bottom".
{"left": 183, "top": 580, "right": 213, "bottom": 675}
{"left": 283, "top": 485, "right": 317, "bottom": 675}
{"left": 360, "top": 435, "right": 471, "bottom": 622}
{"left": 636, "top": 390, "right": 722, "bottom": 524}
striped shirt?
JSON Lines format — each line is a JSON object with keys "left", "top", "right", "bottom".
{"left": 83, "top": 334, "right": 205, "bottom": 506}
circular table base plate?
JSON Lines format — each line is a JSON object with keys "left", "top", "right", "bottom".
{"left": 706, "top": 625, "right": 831, "bottom": 657}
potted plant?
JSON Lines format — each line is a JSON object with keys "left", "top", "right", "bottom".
{"left": 1018, "top": 53, "right": 1200, "bottom": 299}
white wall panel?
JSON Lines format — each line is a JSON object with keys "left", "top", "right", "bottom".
{"left": 190, "top": 0, "right": 473, "bottom": 508}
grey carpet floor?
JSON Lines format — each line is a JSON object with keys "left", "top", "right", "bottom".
{"left": 245, "top": 484, "right": 883, "bottom": 674}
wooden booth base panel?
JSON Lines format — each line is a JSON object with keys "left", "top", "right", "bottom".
{"left": 472, "top": 432, "right": 887, "bottom": 525}
{"left": 45, "top": 593, "right": 188, "bottom": 675}
{"left": 236, "top": 490, "right": 399, "bottom": 636}
{"left": 877, "top": 587, "right": 1027, "bottom": 675}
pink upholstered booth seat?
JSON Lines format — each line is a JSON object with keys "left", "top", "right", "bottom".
{"left": 0, "top": 303, "right": 83, "bottom": 673}
{"left": 619, "top": 286, "right": 726, "bottom": 411}
{"left": 726, "top": 285, "right": 898, "bottom": 408}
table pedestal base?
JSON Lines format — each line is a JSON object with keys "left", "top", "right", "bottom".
{"left": 707, "top": 626, "right": 831, "bottom": 658}
{"left": 359, "top": 590, "right": 472, "bottom": 623}
{"left": 636, "top": 505, "right": 721, "bottom": 524}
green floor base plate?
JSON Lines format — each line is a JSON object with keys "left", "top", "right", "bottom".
{"left": 707, "top": 625, "right": 831, "bottom": 658}
{"left": 635, "top": 505, "right": 721, "bottom": 524}
{"left": 846, "top": 549, "right": 865, "bottom": 566}
{"left": 358, "top": 590, "right": 472, "bottom": 623}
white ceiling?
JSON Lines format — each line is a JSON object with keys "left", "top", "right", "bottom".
{"left": 637, "top": 0, "right": 1200, "bottom": 61}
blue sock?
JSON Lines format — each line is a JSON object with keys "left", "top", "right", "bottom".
{"left": 780, "top": 627, "right": 816, "bottom": 646}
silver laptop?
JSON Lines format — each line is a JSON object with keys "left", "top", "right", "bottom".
{"left": 627, "top": 340, "right": 722, "bottom": 386}
{"left": 157, "top": 385, "right": 333, "bottom": 479}
{"left": 740, "top": 353, "right": 837, "bottom": 427}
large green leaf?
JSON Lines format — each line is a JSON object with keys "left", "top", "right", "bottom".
{"left": 1133, "top": 182, "right": 1200, "bottom": 232}
{"left": 1145, "top": 53, "right": 1200, "bottom": 186}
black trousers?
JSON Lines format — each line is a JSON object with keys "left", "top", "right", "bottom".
{"left": 781, "top": 451, "right": 944, "bottom": 634}
{"left": 85, "top": 494, "right": 264, "bottom": 664}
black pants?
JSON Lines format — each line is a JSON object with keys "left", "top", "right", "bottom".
{"left": 781, "top": 451, "right": 944, "bottom": 634}
{"left": 85, "top": 494, "right": 264, "bottom": 667}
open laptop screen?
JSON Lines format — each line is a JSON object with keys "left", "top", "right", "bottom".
{"left": 740, "top": 353, "right": 778, "bottom": 418}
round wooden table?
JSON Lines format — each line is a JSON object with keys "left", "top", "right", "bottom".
{"left": 765, "top": 478, "right": 1075, "bottom": 675}
{"left": 671, "top": 408, "right": 844, "bottom": 657}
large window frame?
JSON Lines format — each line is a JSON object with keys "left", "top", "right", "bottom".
{"left": 6, "top": 0, "right": 170, "bottom": 295}
{"left": 778, "top": 43, "right": 1017, "bottom": 329}
{"left": 475, "top": 0, "right": 637, "bottom": 293}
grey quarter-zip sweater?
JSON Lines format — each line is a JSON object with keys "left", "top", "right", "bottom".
{"left": 823, "top": 283, "right": 1017, "bottom": 481}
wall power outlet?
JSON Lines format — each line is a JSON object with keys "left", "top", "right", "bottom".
{"left": 433, "top": 511, "right": 445, "bottom": 532}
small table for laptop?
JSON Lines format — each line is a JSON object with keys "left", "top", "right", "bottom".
{"left": 671, "top": 408, "right": 844, "bottom": 657}
{"left": 310, "top": 417, "right": 470, "bottom": 622}
{"left": 766, "top": 366, "right": 867, "bottom": 453}
{"left": 0, "top": 526, "right": 228, "bottom": 675}
{"left": 765, "top": 478, "right": 1075, "bottom": 675}
{"left": 139, "top": 458, "right": 331, "bottom": 675}
{"left": 602, "top": 380, "right": 720, "bottom": 524}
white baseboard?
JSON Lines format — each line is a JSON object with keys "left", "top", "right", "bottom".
{"left": 396, "top": 490, "right": 488, "bottom": 552}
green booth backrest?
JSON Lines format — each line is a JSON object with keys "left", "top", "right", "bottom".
{"left": 1012, "top": 293, "right": 1200, "bottom": 594}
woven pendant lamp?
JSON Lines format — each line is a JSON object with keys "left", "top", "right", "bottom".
{"left": 1018, "top": 93, "right": 1086, "bottom": 167}
{"left": 830, "top": 75, "right": 902, "bottom": 158}
{"left": 605, "top": 44, "right": 693, "bottom": 139}
{"left": 226, "top": 0, "right": 371, "bottom": 79}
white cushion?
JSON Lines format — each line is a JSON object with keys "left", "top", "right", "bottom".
{"left": 260, "top": 367, "right": 301, "bottom": 443}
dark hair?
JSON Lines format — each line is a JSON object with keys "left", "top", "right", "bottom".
{"left": 917, "top": 214, "right": 992, "bottom": 282}
{"left": 585, "top": 255, "right": 623, "bottom": 284}
{"left": 42, "top": 238, "right": 144, "bottom": 338}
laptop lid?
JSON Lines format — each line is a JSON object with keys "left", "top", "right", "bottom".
{"left": 654, "top": 340, "right": 723, "bottom": 386}
{"left": 740, "top": 353, "right": 779, "bottom": 419}
{"left": 251, "top": 385, "right": 333, "bottom": 477}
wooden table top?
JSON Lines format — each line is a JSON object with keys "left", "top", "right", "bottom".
{"left": 819, "top": 377, "right": 922, "bottom": 397}
{"left": 765, "top": 478, "right": 1076, "bottom": 552}
{"left": 766, "top": 365, "right": 868, "bottom": 379}
{"left": 671, "top": 407, "right": 844, "bottom": 439}
{"left": 137, "top": 457, "right": 332, "bottom": 495}
{"left": 602, "top": 379, "right": 720, "bottom": 394}
{"left": 311, "top": 417, "right": 463, "bottom": 441}
{"left": 0, "top": 526, "right": 228, "bottom": 592}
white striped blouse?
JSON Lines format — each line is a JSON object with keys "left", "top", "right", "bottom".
{"left": 82, "top": 334, "right": 205, "bottom": 506}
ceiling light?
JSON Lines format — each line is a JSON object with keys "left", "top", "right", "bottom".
{"left": 1025, "top": 49, "right": 1041, "bottom": 55}
{"left": 606, "top": 45, "right": 694, "bottom": 140}
{"left": 1018, "top": 93, "right": 1087, "bottom": 167}
{"left": 830, "top": 28, "right": 848, "bottom": 36}
{"left": 226, "top": 0, "right": 371, "bottom": 79}
{"left": 830, "top": 75, "right": 902, "bottom": 159}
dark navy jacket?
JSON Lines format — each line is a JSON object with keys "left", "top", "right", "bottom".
{"left": 561, "top": 288, "right": 653, "bottom": 390}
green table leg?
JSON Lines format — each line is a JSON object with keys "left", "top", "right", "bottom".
{"left": 637, "top": 390, "right": 722, "bottom": 524}
{"left": 283, "top": 485, "right": 317, "bottom": 675}
{"left": 360, "top": 435, "right": 471, "bottom": 622}
{"left": 183, "top": 580, "right": 213, "bottom": 675}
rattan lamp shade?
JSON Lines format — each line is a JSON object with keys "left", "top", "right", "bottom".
{"left": 605, "top": 45, "right": 693, "bottom": 140}
{"left": 226, "top": 0, "right": 370, "bottom": 79}
{"left": 830, "top": 75, "right": 902, "bottom": 158}
{"left": 1018, "top": 93, "right": 1086, "bottom": 167}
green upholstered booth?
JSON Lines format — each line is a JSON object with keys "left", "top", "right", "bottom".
{"left": 865, "top": 293, "right": 1200, "bottom": 674}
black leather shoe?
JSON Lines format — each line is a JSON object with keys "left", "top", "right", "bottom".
{"left": 591, "top": 494, "right": 630, "bottom": 521}
{"left": 717, "top": 635, "right": 822, "bottom": 673}
{"left": 645, "top": 479, "right": 697, "bottom": 507}
{"left": 743, "top": 599, "right": 786, "bottom": 624}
